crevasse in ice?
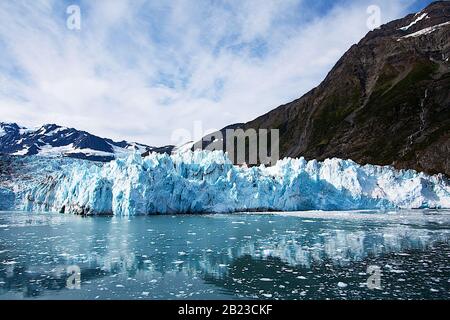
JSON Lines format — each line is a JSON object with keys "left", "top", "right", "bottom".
{"left": 11, "top": 151, "right": 449, "bottom": 215}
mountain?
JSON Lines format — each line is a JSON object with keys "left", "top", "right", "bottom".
{"left": 197, "top": 1, "right": 450, "bottom": 176}
{"left": 0, "top": 122, "right": 173, "bottom": 162}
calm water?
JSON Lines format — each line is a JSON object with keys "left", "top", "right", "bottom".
{"left": 0, "top": 210, "right": 449, "bottom": 300}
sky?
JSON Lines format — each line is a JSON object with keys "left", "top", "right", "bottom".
{"left": 0, "top": 0, "right": 435, "bottom": 146}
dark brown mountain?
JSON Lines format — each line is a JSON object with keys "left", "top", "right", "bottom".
{"left": 196, "top": 1, "right": 450, "bottom": 176}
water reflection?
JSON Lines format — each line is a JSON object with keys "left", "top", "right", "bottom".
{"left": 0, "top": 211, "right": 449, "bottom": 299}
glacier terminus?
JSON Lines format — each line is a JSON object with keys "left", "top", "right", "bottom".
{"left": 0, "top": 151, "right": 448, "bottom": 216}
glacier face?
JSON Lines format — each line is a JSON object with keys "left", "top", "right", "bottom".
{"left": 0, "top": 187, "right": 15, "bottom": 211}
{"left": 1, "top": 151, "right": 447, "bottom": 215}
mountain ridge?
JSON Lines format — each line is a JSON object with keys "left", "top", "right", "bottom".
{"left": 196, "top": 1, "right": 450, "bottom": 176}
{"left": 0, "top": 122, "right": 174, "bottom": 162}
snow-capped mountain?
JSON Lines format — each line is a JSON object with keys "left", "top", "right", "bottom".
{"left": 0, "top": 122, "right": 173, "bottom": 162}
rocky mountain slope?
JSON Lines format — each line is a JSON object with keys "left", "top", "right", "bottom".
{"left": 197, "top": 1, "right": 450, "bottom": 176}
{"left": 0, "top": 122, "right": 173, "bottom": 162}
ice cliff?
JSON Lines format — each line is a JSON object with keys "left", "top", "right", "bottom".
{"left": 1, "top": 151, "right": 449, "bottom": 215}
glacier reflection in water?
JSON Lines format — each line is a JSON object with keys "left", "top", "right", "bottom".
{"left": 0, "top": 210, "right": 449, "bottom": 300}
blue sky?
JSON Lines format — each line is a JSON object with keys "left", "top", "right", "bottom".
{"left": 0, "top": 0, "right": 435, "bottom": 145}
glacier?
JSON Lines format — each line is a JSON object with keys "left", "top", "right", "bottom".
{"left": 0, "top": 151, "right": 449, "bottom": 215}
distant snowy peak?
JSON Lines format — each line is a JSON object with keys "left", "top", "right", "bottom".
{"left": 0, "top": 122, "right": 173, "bottom": 162}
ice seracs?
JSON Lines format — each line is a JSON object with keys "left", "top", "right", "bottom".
{"left": 0, "top": 187, "right": 15, "bottom": 211}
{"left": 4, "top": 151, "right": 447, "bottom": 216}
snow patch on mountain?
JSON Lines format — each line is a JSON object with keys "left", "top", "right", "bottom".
{"left": 401, "top": 21, "right": 450, "bottom": 38}
{"left": 12, "top": 148, "right": 30, "bottom": 156}
{"left": 172, "top": 141, "right": 195, "bottom": 154}
{"left": 399, "top": 13, "right": 428, "bottom": 31}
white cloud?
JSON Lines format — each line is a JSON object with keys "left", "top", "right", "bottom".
{"left": 0, "top": 0, "right": 422, "bottom": 145}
